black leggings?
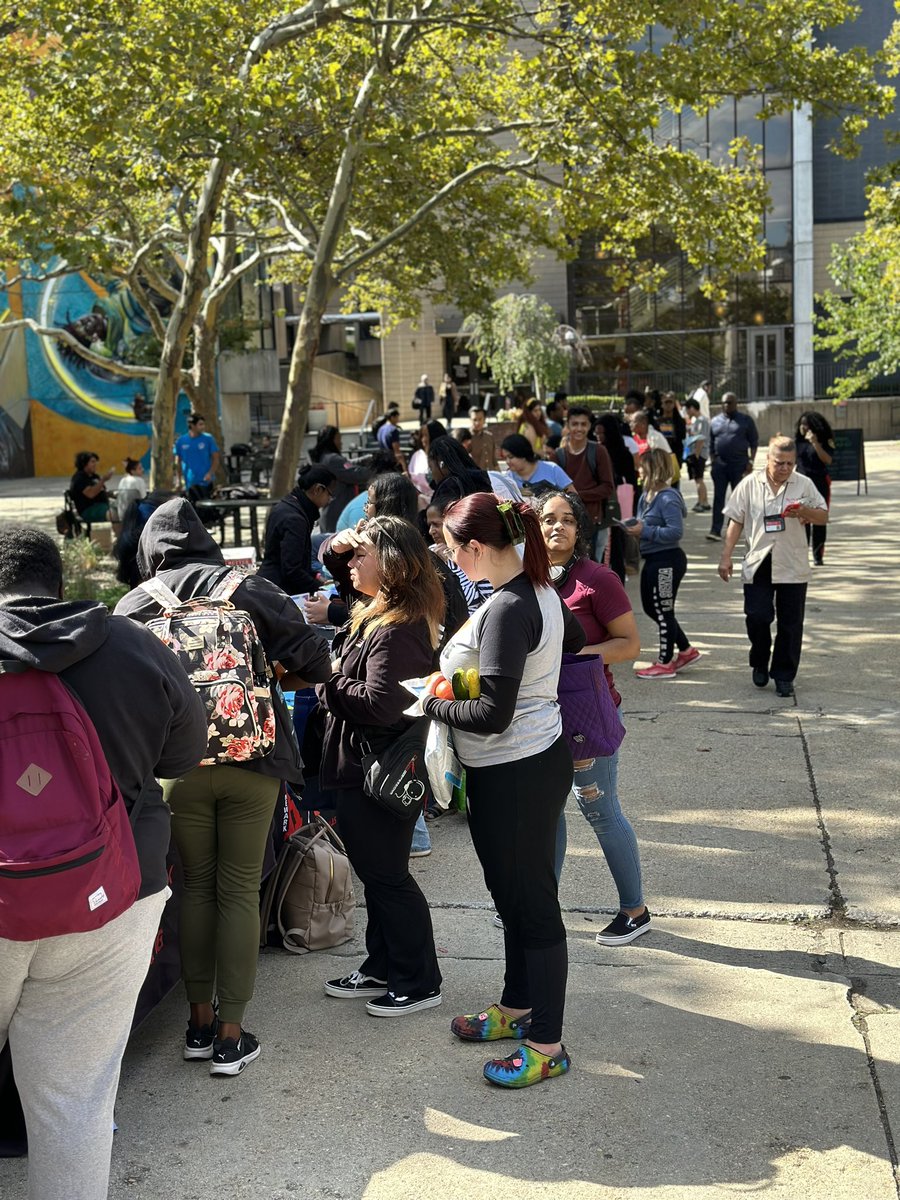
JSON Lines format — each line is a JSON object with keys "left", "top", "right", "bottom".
{"left": 640, "top": 547, "right": 690, "bottom": 664}
{"left": 804, "top": 476, "right": 830, "bottom": 562}
{"left": 465, "top": 735, "right": 572, "bottom": 1044}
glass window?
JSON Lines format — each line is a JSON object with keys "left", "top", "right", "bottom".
{"left": 763, "top": 113, "right": 791, "bottom": 169}
{"left": 736, "top": 95, "right": 763, "bottom": 167}
{"left": 765, "top": 170, "right": 792, "bottom": 248}
{"left": 708, "top": 100, "right": 736, "bottom": 166}
{"left": 680, "top": 107, "right": 707, "bottom": 157}
{"left": 655, "top": 108, "right": 678, "bottom": 147}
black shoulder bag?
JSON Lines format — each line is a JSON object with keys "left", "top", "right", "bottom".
{"left": 359, "top": 717, "right": 432, "bottom": 821}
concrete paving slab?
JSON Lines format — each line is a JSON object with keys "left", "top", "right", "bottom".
{"left": 838, "top": 929, "right": 900, "bottom": 1015}
{"left": 81, "top": 914, "right": 893, "bottom": 1200}
{"left": 2, "top": 446, "right": 898, "bottom": 1197}
{"left": 865, "top": 1016, "right": 900, "bottom": 1158}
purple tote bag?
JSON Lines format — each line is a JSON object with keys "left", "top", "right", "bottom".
{"left": 557, "top": 653, "right": 625, "bottom": 759}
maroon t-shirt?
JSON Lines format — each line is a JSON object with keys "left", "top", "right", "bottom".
{"left": 557, "top": 558, "right": 632, "bottom": 706}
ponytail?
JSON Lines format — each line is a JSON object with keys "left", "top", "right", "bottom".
{"left": 517, "top": 503, "right": 552, "bottom": 587}
{"left": 443, "top": 492, "right": 551, "bottom": 587}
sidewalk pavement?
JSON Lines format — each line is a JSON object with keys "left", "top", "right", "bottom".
{"left": 1, "top": 444, "right": 899, "bottom": 1200}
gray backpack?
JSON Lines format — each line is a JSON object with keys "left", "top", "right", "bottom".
{"left": 259, "top": 817, "right": 355, "bottom": 954}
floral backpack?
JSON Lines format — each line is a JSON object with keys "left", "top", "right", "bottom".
{"left": 138, "top": 571, "right": 276, "bottom": 766}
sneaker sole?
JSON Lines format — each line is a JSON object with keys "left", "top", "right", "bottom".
{"left": 596, "top": 922, "right": 651, "bottom": 947}
{"left": 365, "top": 994, "right": 443, "bottom": 1017}
{"left": 183, "top": 1045, "right": 215, "bottom": 1061}
{"left": 635, "top": 673, "right": 676, "bottom": 680}
{"left": 409, "top": 848, "right": 432, "bottom": 858}
{"left": 324, "top": 981, "right": 387, "bottom": 999}
{"left": 209, "top": 1045, "right": 261, "bottom": 1076}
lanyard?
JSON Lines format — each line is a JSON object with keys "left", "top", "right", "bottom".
{"left": 759, "top": 475, "right": 792, "bottom": 518}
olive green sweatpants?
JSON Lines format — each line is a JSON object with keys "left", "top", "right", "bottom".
{"left": 161, "top": 765, "right": 280, "bottom": 1025}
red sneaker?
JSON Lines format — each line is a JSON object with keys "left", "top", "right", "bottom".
{"left": 635, "top": 661, "right": 677, "bottom": 680}
{"left": 673, "top": 647, "right": 701, "bottom": 672}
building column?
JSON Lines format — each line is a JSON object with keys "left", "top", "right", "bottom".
{"left": 792, "top": 104, "right": 815, "bottom": 402}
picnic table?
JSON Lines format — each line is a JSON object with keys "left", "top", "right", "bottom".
{"left": 194, "top": 497, "right": 277, "bottom": 556}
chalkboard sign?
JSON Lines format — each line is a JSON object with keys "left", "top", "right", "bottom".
{"left": 829, "top": 428, "right": 867, "bottom": 494}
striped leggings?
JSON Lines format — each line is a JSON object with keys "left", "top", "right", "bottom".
{"left": 640, "top": 547, "right": 689, "bottom": 664}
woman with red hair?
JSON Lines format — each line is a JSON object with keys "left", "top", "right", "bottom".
{"left": 422, "top": 493, "right": 585, "bottom": 1088}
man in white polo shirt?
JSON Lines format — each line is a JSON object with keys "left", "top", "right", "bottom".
{"left": 718, "top": 436, "right": 827, "bottom": 698}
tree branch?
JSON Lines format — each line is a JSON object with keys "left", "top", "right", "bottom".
{"left": 244, "top": 193, "right": 317, "bottom": 259}
{"left": 0, "top": 317, "right": 193, "bottom": 383}
{"left": 0, "top": 262, "right": 85, "bottom": 288}
{"left": 336, "top": 154, "right": 540, "bottom": 277}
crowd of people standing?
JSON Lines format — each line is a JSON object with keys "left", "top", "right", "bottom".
{"left": 4, "top": 381, "right": 840, "bottom": 1198}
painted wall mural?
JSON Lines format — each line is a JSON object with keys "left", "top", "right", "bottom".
{"left": 0, "top": 263, "right": 157, "bottom": 478}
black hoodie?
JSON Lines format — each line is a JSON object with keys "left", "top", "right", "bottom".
{"left": 0, "top": 595, "right": 208, "bottom": 897}
{"left": 115, "top": 498, "right": 332, "bottom": 785}
{"left": 257, "top": 487, "right": 320, "bottom": 595}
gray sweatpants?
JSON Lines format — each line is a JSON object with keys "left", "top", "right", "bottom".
{"left": 0, "top": 889, "right": 168, "bottom": 1200}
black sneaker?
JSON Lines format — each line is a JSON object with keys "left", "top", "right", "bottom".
{"left": 209, "top": 1030, "right": 261, "bottom": 1076}
{"left": 705, "top": 531, "right": 722, "bottom": 541}
{"left": 365, "top": 989, "right": 442, "bottom": 1017}
{"left": 183, "top": 1018, "right": 218, "bottom": 1061}
{"left": 774, "top": 679, "right": 794, "bottom": 698}
{"left": 324, "top": 970, "right": 388, "bottom": 999}
{"left": 595, "top": 909, "right": 651, "bottom": 946}
{"left": 752, "top": 668, "right": 769, "bottom": 688}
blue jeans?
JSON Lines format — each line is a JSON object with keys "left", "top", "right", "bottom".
{"left": 411, "top": 810, "right": 431, "bottom": 853}
{"left": 555, "top": 745, "right": 643, "bottom": 910}
{"left": 592, "top": 524, "right": 609, "bottom": 564}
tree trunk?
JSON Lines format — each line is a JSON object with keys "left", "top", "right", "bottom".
{"left": 150, "top": 156, "right": 229, "bottom": 490}
{"left": 192, "top": 314, "right": 227, "bottom": 484}
{"left": 269, "top": 266, "right": 332, "bottom": 499}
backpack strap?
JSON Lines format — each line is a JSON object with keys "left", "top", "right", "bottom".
{"left": 209, "top": 569, "right": 245, "bottom": 603}
{"left": 0, "top": 660, "right": 28, "bottom": 676}
{"left": 557, "top": 443, "right": 598, "bottom": 476}
{"left": 138, "top": 577, "right": 183, "bottom": 611}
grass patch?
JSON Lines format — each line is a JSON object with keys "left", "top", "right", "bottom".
{"left": 62, "top": 538, "right": 127, "bottom": 609}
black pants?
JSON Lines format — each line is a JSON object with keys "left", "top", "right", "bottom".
{"left": 640, "top": 547, "right": 690, "bottom": 664}
{"left": 743, "top": 553, "right": 807, "bottom": 683}
{"left": 607, "top": 525, "right": 627, "bottom": 584}
{"left": 804, "top": 476, "right": 830, "bottom": 563}
{"left": 466, "top": 736, "right": 572, "bottom": 1044}
{"left": 711, "top": 460, "right": 747, "bottom": 535}
{"left": 336, "top": 787, "right": 441, "bottom": 997}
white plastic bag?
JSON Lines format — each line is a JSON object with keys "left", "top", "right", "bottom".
{"left": 424, "top": 720, "right": 463, "bottom": 811}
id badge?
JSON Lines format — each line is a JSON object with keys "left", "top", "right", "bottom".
{"left": 764, "top": 515, "right": 785, "bottom": 534}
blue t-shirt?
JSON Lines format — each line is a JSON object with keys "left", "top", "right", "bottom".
{"left": 509, "top": 460, "right": 572, "bottom": 490}
{"left": 377, "top": 423, "right": 400, "bottom": 452}
{"left": 336, "top": 492, "right": 367, "bottom": 531}
{"left": 175, "top": 432, "right": 219, "bottom": 487}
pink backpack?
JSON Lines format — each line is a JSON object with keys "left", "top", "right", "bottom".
{"left": 0, "top": 663, "right": 142, "bottom": 941}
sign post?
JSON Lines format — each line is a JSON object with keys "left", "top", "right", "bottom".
{"left": 829, "top": 429, "right": 867, "bottom": 495}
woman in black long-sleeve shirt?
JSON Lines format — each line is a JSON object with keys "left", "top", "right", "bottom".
{"left": 317, "top": 516, "right": 446, "bottom": 1015}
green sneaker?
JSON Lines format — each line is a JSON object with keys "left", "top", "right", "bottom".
{"left": 483, "top": 1044, "right": 571, "bottom": 1088}
{"left": 450, "top": 1004, "right": 531, "bottom": 1042}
